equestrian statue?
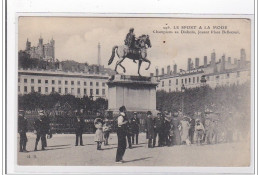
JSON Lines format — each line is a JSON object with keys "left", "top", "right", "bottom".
{"left": 108, "top": 28, "right": 152, "bottom": 76}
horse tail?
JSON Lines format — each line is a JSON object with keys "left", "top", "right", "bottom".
{"left": 108, "top": 46, "right": 118, "bottom": 65}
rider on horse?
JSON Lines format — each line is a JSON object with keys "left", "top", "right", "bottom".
{"left": 124, "top": 28, "right": 140, "bottom": 63}
{"left": 108, "top": 30, "right": 152, "bottom": 76}
{"left": 125, "top": 28, "right": 135, "bottom": 48}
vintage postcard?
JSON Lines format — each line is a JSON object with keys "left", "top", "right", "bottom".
{"left": 17, "top": 16, "right": 252, "bottom": 169}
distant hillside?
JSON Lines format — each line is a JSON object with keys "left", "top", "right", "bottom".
{"left": 60, "top": 60, "right": 88, "bottom": 72}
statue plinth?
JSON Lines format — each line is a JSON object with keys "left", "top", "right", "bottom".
{"left": 107, "top": 74, "right": 159, "bottom": 115}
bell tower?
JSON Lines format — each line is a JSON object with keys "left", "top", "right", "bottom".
{"left": 38, "top": 35, "right": 44, "bottom": 59}
{"left": 25, "top": 38, "right": 31, "bottom": 51}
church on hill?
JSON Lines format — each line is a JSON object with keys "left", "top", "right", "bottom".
{"left": 25, "top": 36, "right": 55, "bottom": 62}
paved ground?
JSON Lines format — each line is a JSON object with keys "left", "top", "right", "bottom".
{"left": 17, "top": 133, "right": 250, "bottom": 166}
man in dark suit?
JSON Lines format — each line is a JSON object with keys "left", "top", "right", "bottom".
{"left": 131, "top": 112, "right": 140, "bottom": 145}
{"left": 18, "top": 110, "right": 28, "bottom": 152}
{"left": 34, "top": 111, "right": 45, "bottom": 151}
{"left": 116, "top": 106, "right": 128, "bottom": 163}
{"left": 41, "top": 114, "right": 50, "bottom": 147}
{"left": 145, "top": 111, "right": 155, "bottom": 148}
{"left": 153, "top": 112, "right": 164, "bottom": 147}
{"left": 75, "top": 116, "right": 85, "bottom": 146}
{"left": 126, "top": 119, "right": 133, "bottom": 149}
{"left": 163, "top": 116, "right": 171, "bottom": 146}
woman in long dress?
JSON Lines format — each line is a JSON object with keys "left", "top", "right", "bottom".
{"left": 94, "top": 117, "right": 104, "bottom": 150}
{"left": 194, "top": 118, "right": 205, "bottom": 145}
{"left": 180, "top": 117, "right": 191, "bottom": 145}
{"left": 171, "top": 112, "right": 181, "bottom": 145}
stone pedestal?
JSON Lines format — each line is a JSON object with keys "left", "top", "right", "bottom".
{"left": 107, "top": 74, "right": 159, "bottom": 114}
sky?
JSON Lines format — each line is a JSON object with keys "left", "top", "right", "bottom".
{"left": 18, "top": 17, "right": 251, "bottom": 76}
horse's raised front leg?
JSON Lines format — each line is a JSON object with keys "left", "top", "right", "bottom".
{"left": 138, "top": 60, "right": 142, "bottom": 77}
{"left": 145, "top": 61, "right": 151, "bottom": 70}
{"left": 142, "top": 57, "right": 151, "bottom": 70}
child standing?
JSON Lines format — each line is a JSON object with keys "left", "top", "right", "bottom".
{"left": 94, "top": 113, "right": 104, "bottom": 150}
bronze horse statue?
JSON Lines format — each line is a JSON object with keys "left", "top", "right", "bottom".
{"left": 108, "top": 35, "right": 152, "bottom": 76}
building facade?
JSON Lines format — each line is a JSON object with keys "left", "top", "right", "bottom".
{"left": 156, "top": 49, "right": 251, "bottom": 92}
{"left": 25, "top": 36, "right": 55, "bottom": 62}
{"left": 158, "top": 70, "right": 204, "bottom": 92}
{"left": 18, "top": 69, "right": 109, "bottom": 100}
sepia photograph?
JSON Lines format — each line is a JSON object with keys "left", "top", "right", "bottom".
{"left": 17, "top": 17, "right": 252, "bottom": 167}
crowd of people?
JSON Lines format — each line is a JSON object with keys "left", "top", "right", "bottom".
{"left": 18, "top": 105, "right": 249, "bottom": 164}
{"left": 114, "top": 106, "right": 249, "bottom": 163}
{"left": 144, "top": 110, "right": 248, "bottom": 148}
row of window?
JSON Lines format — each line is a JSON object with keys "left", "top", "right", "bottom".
{"left": 161, "top": 71, "right": 242, "bottom": 87}
{"left": 167, "top": 87, "right": 184, "bottom": 92}
{"left": 18, "top": 86, "right": 106, "bottom": 95}
{"left": 18, "top": 78, "right": 106, "bottom": 87}
{"left": 206, "top": 72, "right": 240, "bottom": 81}
{"left": 162, "top": 76, "right": 201, "bottom": 87}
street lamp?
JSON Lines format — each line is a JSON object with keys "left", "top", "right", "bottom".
{"left": 90, "top": 92, "right": 94, "bottom": 101}
{"left": 200, "top": 75, "right": 207, "bottom": 113}
{"left": 89, "top": 92, "right": 94, "bottom": 112}
{"left": 181, "top": 84, "right": 186, "bottom": 114}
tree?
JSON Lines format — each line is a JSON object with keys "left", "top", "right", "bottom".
{"left": 94, "top": 98, "right": 108, "bottom": 111}
{"left": 156, "top": 83, "right": 250, "bottom": 117}
{"left": 18, "top": 92, "right": 109, "bottom": 113}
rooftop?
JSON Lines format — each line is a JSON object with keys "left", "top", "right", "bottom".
{"left": 18, "top": 68, "right": 110, "bottom": 78}
{"left": 160, "top": 69, "right": 204, "bottom": 80}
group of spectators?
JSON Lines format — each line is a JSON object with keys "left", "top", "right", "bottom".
{"left": 18, "top": 106, "right": 248, "bottom": 165}
{"left": 69, "top": 111, "right": 112, "bottom": 149}
{"left": 91, "top": 110, "right": 140, "bottom": 151}
{"left": 144, "top": 109, "right": 249, "bottom": 148}
{"left": 18, "top": 110, "right": 51, "bottom": 152}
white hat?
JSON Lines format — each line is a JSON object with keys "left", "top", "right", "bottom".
{"left": 38, "top": 110, "right": 44, "bottom": 116}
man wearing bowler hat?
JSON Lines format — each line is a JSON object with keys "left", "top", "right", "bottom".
{"left": 145, "top": 111, "right": 155, "bottom": 148}
{"left": 18, "top": 110, "right": 28, "bottom": 152}
{"left": 75, "top": 116, "right": 85, "bottom": 146}
{"left": 131, "top": 112, "right": 140, "bottom": 145}
{"left": 153, "top": 112, "right": 164, "bottom": 147}
{"left": 34, "top": 110, "right": 46, "bottom": 151}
